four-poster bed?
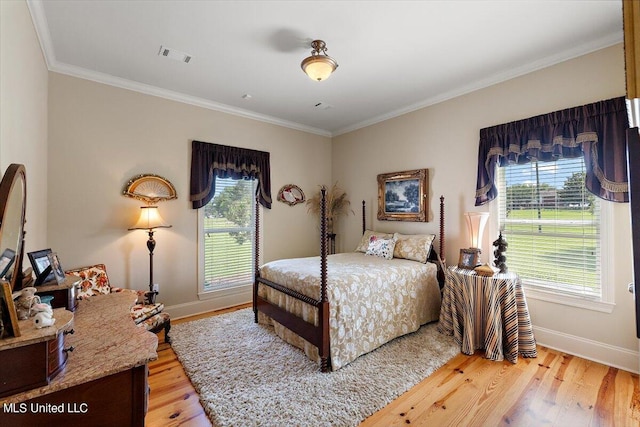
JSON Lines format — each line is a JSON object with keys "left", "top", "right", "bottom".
{"left": 253, "top": 190, "right": 446, "bottom": 372}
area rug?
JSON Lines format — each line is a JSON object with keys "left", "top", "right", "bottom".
{"left": 170, "top": 308, "right": 458, "bottom": 427}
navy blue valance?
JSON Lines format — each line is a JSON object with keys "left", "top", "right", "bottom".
{"left": 189, "top": 140, "right": 272, "bottom": 209}
{"left": 475, "top": 96, "right": 629, "bottom": 205}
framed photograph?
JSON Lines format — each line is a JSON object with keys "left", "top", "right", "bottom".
{"left": 377, "top": 169, "right": 429, "bottom": 222}
{"left": 0, "top": 248, "right": 15, "bottom": 279}
{"left": 47, "top": 252, "right": 66, "bottom": 284}
{"left": 0, "top": 280, "right": 20, "bottom": 338}
{"left": 28, "top": 248, "right": 55, "bottom": 284}
{"left": 458, "top": 249, "right": 480, "bottom": 269}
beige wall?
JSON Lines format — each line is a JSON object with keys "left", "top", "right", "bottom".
{"left": 333, "top": 44, "right": 637, "bottom": 370}
{"left": 47, "top": 73, "right": 332, "bottom": 313}
{"left": 0, "top": 0, "right": 49, "bottom": 253}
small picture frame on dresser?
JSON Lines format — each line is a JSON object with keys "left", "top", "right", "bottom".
{"left": 28, "top": 248, "right": 55, "bottom": 285}
{"left": 0, "top": 248, "right": 15, "bottom": 279}
{"left": 458, "top": 249, "right": 480, "bottom": 269}
{"left": 47, "top": 252, "right": 66, "bottom": 284}
{"left": 0, "top": 280, "right": 20, "bottom": 338}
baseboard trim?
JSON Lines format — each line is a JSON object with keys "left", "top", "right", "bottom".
{"left": 166, "top": 288, "right": 252, "bottom": 320}
{"left": 533, "top": 325, "right": 639, "bottom": 374}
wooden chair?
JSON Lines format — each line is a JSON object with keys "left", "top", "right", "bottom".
{"left": 65, "top": 263, "right": 171, "bottom": 343}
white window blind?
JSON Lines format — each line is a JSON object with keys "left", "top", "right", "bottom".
{"left": 202, "top": 177, "right": 256, "bottom": 292}
{"left": 497, "top": 157, "right": 601, "bottom": 300}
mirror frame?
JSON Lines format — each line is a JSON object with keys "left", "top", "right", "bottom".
{"left": 0, "top": 164, "right": 27, "bottom": 291}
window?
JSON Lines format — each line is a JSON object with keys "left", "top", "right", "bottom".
{"left": 497, "top": 157, "right": 611, "bottom": 309}
{"left": 201, "top": 177, "right": 256, "bottom": 293}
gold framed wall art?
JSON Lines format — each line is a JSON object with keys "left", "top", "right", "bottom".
{"left": 377, "top": 169, "right": 429, "bottom": 222}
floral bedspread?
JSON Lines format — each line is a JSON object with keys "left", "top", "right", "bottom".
{"left": 258, "top": 252, "right": 441, "bottom": 370}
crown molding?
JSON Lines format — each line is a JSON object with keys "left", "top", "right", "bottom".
{"left": 26, "top": 0, "right": 332, "bottom": 138}
{"left": 332, "top": 32, "right": 623, "bottom": 137}
{"left": 50, "top": 62, "right": 333, "bottom": 137}
{"left": 27, "top": 0, "right": 54, "bottom": 69}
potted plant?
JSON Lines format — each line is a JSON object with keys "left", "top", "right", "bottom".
{"left": 306, "top": 182, "right": 354, "bottom": 234}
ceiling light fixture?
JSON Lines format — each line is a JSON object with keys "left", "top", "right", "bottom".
{"left": 301, "top": 40, "right": 338, "bottom": 82}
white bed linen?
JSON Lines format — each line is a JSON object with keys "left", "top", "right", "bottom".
{"left": 258, "top": 252, "right": 441, "bottom": 370}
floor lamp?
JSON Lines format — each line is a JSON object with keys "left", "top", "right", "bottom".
{"left": 129, "top": 205, "right": 171, "bottom": 303}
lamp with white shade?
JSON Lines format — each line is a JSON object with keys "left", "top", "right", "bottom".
{"left": 465, "top": 211, "right": 489, "bottom": 256}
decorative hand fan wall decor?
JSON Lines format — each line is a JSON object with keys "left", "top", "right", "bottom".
{"left": 277, "top": 184, "right": 305, "bottom": 206}
{"left": 122, "top": 174, "right": 177, "bottom": 204}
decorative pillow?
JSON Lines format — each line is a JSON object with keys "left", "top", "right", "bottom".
{"left": 355, "top": 230, "right": 393, "bottom": 253}
{"left": 393, "top": 233, "right": 436, "bottom": 263}
{"left": 65, "top": 264, "right": 112, "bottom": 299}
{"left": 365, "top": 236, "right": 397, "bottom": 260}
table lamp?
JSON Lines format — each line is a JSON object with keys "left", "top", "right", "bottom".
{"left": 465, "top": 211, "right": 489, "bottom": 257}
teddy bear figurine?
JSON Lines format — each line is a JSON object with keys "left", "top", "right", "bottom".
{"left": 15, "top": 286, "right": 41, "bottom": 320}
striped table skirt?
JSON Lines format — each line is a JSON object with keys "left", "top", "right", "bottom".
{"left": 437, "top": 266, "right": 537, "bottom": 363}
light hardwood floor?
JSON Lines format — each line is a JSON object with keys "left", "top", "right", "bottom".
{"left": 146, "top": 305, "right": 640, "bottom": 426}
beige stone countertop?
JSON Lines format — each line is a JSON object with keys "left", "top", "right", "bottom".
{"left": 0, "top": 292, "right": 158, "bottom": 404}
{"left": 0, "top": 308, "right": 74, "bottom": 351}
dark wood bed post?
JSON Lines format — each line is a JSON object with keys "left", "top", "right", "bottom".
{"left": 362, "top": 200, "right": 366, "bottom": 235}
{"left": 439, "top": 195, "right": 445, "bottom": 264}
{"left": 319, "top": 187, "right": 330, "bottom": 372}
{"left": 253, "top": 195, "right": 260, "bottom": 322}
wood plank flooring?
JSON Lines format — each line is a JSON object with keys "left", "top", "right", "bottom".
{"left": 146, "top": 305, "right": 640, "bottom": 426}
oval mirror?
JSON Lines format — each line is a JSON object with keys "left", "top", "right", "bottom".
{"left": 0, "top": 164, "right": 27, "bottom": 291}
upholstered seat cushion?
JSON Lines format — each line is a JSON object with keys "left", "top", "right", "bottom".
{"left": 130, "top": 302, "right": 165, "bottom": 324}
{"left": 138, "top": 312, "right": 170, "bottom": 332}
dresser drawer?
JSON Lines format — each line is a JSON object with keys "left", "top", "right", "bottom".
{"left": 47, "top": 330, "right": 70, "bottom": 378}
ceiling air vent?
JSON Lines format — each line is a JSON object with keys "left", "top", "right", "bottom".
{"left": 158, "top": 45, "right": 192, "bottom": 63}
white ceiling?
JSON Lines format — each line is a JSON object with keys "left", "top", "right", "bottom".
{"left": 28, "top": 1, "right": 624, "bottom": 137}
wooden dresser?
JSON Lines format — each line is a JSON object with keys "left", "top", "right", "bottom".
{"left": 35, "top": 274, "right": 81, "bottom": 312}
{"left": 0, "top": 292, "right": 158, "bottom": 426}
{"left": 0, "top": 309, "right": 74, "bottom": 398}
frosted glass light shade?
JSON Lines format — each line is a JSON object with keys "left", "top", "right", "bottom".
{"left": 301, "top": 56, "right": 338, "bottom": 81}
{"left": 129, "top": 206, "right": 171, "bottom": 231}
{"left": 300, "top": 40, "right": 338, "bottom": 81}
{"left": 465, "top": 212, "right": 489, "bottom": 250}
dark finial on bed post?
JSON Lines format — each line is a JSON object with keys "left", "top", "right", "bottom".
{"left": 440, "top": 195, "right": 445, "bottom": 264}
{"left": 362, "top": 200, "right": 366, "bottom": 235}
{"left": 253, "top": 195, "right": 260, "bottom": 323}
